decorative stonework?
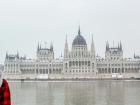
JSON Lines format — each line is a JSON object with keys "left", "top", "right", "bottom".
{"left": 4, "top": 28, "right": 140, "bottom": 79}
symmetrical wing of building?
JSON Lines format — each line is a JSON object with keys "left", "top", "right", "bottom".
{"left": 4, "top": 28, "right": 140, "bottom": 79}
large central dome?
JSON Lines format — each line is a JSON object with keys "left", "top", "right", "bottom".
{"left": 72, "top": 28, "right": 87, "bottom": 46}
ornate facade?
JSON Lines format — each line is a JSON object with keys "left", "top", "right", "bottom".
{"left": 4, "top": 28, "right": 140, "bottom": 79}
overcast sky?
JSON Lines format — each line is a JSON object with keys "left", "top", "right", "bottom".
{"left": 0, "top": 0, "right": 140, "bottom": 64}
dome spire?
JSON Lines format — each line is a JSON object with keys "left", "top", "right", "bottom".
{"left": 78, "top": 25, "right": 81, "bottom": 35}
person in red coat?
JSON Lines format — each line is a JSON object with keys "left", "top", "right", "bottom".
{"left": 0, "top": 70, "right": 11, "bottom": 105}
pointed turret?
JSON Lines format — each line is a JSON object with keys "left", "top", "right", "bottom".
{"left": 37, "top": 43, "right": 40, "bottom": 52}
{"left": 17, "top": 51, "right": 19, "bottom": 59}
{"left": 91, "top": 34, "right": 95, "bottom": 58}
{"left": 50, "top": 42, "right": 53, "bottom": 51}
{"left": 106, "top": 41, "right": 109, "bottom": 51}
{"left": 134, "top": 53, "right": 136, "bottom": 58}
{"left": 120, "top": 41, "right": 122, "bottom": 51}
{"left": 61, "top": 52, "right": 63, "bottom": 57}
{"left": 6, "top": 52, "right": 8, "bottom": 59}
{"left": 64, "top": 35, "right": 69, "bottom": 58}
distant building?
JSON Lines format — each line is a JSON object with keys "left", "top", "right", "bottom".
{"left": 0, "top": 64, "right": 4, "bottom": 72}
{"left": 4, "top": 27, "right": 140, "bottom": 79}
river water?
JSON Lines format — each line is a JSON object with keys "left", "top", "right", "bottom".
{"left": 9, "top": 80, "right": 140, "bottom": 105}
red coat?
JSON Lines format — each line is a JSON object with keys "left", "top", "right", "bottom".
{"left": 0, "top": 79, "right": 11, "bottom": 105}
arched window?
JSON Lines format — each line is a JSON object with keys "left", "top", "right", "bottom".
{"left": 88, "top": 61, "right": 90, "bottom": 66}
{"left": 92, "top": 63, "right": 94, "bottom": 67}
{"left": 79, "top": 61, "right": 81, "bottom": 66}
{"left": 76, "top": 61, "right": 78, "bottom": 66}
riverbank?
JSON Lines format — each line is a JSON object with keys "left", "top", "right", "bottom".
{"left": 6, "top": 78, "right": 140, "bottom": 82}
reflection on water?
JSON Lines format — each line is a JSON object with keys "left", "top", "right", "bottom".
{"left": 8, "top": 80, "right": 140, "bottom": 105}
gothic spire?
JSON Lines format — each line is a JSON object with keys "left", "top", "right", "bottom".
{"left": 64, "top": 34, "right": 69, "bottom": 58}
{"left": 106, "top": 41, "right": 109, "bottom": 51}
{"left": 37, "top": 43, "right": 40, "bottom": 51}
{"left": 61, "top": 52, "right": 63, "bottom": 57}
{"left": 134, "top": 53, "right": 136, "bottom": 58}
{"left": 65, "top": 34, "right": 68, "bottom": 48}
{"left": 91, "top": 34, "right": 94, "bottom": 44}
{"left": 120, "top": 41, "right": 122, "bottom": 51}
{"left": 6, "top": 52, "right": 8, "bottom": 59}
{"left": 17, "top": 51, "right": 19, "bottom": 59}
{"left": 50, "top": 42, "right": 53, "bottom": 51}
{"left": 91, "top": 34, "right": 95, "bottom": 58}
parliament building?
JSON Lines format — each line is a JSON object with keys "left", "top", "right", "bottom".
{"left": 4, "top": 28, "right": 140, "bottom": 79}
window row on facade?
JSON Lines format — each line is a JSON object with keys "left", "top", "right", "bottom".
{"left": 98, "top": 68, "right": 139, "bottom": 73}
